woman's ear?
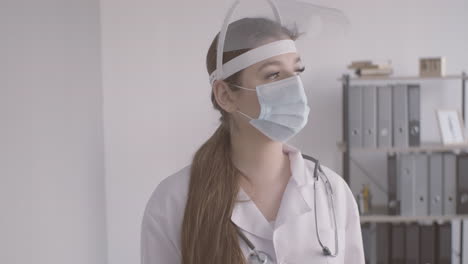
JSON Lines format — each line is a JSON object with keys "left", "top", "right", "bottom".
{"left": 212, "top": 80, "right": 238, "bottom": 113}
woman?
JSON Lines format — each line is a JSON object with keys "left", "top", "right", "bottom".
{"left": 141, "top": 15, "right": 364, "bottom": 264}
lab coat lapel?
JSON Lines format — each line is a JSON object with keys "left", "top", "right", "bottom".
{"left": 231, "top": 188, "right": 273, "bottom": 240}
{"left": 275, "top": 144, "right": 318, "bottom": 228}
{"left": 274, "top": 179, "right": 310, "bottom": 228}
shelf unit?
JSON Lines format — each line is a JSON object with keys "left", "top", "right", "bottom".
{"left": 341, "top": 72, "right": 468, "bottom": 184}
{"left": 340, "top": 72, "right": 468, "bottom": 222}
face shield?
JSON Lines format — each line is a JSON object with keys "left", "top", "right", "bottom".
{"left": 209, "top": 0, "right": 350, "bottom": 86}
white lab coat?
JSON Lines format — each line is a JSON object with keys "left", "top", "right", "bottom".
{"left": 141, "top": 144, "right": 365, "bottom": 264}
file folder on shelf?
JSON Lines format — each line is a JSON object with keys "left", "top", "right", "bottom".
{"left": 462, "top": 219, "right": 468, "bottom": 264}
{"left": 420, "top": 224, "right": 436, "bottom": 264}
{"left": 438, "top": 222, "right": 453, "bottom": 264}
{"left": 451, "top": 219, "right": 461, "bottom": 264}
{"left": 391, "top": 223, "right": 406, "bottom": 264}
{"left": 443, "top": 153, "right": 457, "bottom": 215}
{"left": 399, "top": 154, "right": 428, "bottom": 216}
{"left": 405, "top": 223, "right": 420, "bottom": 264}
{"left": 376, "top": 223, "right": 390, "bottom": 264}
{"left": 348, "top": 85, "right": 363, "bottom": 148}
{"left": 392, "top": 84, "right": 409, "bottom": 147}
{"left": 363, "top": 85, "right": 377, "bottom": 148}
{"left": 361, "top": 223, "right": 375, "bottom": 264}
{"left": 429, "top": 153, "right": 443, "bottom": 215}
{"left": 414, "top": 154, "right": 429, "bottom": 216}
{"left": 361, "top": 222, "right": 391, "bottom": 264}
{"left": 377, "top": 85, "right": 392, "bottom": 148}
{"left": 387, "top": 154, "right": 399, "bottom": 215}
{"left": 399, "top": 153, "right": 414, "bottom": 216}
{"left": 457, "top": 154, "right": 468, "bottom": 214}
{"left": 408, "top": 84, "right": 421, "bottom": 147}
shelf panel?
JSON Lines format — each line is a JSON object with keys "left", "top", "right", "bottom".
{"left": 338, "top": 141, "right": 468, "bottom": 154}
{"left": 360, "top": 214, "right": 468, "bottom": 224}
{"left": 338, "top": 74, "right": 467, "bottom": 82}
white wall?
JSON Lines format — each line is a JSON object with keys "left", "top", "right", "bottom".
{"left": 101, "top": 0, "right": 467, "bottom": 263}
{"left": 0, "top": 1, "right": 107, "bottom": 264}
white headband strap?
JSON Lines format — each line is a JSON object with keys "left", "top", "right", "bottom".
{"left": 209, "top": 39, "right": 297, "bottom": 85}
{"left": 215, "top": 0, "right": 283, "bottom": 86}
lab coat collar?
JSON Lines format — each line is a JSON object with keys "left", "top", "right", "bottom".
{"left": 282, "top": 144, "right": 315, "bottom": 187}
{"left": 231, "top": 144, "right": 317, "bottom": 240}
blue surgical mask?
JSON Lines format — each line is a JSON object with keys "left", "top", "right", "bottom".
{"left": 230, "top": 75, "right": 310, "bottom": 142}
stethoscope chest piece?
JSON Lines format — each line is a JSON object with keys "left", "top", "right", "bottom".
{"left": 248, "top": 250, "right": 270, "bottom": 264}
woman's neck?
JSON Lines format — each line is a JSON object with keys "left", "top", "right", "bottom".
{"left": 230, "top": 131, "right": 290, "bottom": 186}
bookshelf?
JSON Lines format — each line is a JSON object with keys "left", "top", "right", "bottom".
{"left": 340, "top": 72, "right": 468, "bottom": 222}
{"left": 341, "top": 72, "right": 468, "bottom": 264}
{"left": 340, "top": 72, "right": 467, "bottom": 184}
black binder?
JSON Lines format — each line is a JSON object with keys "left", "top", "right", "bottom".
{"left": 391, "top": 223, "right": 405, "bottom": 264}
{"left": 407, "top": 84, "right": 421, "bottom": 147}
{"left": 377, "top": 223, "right": 390, "bottom": 264}
{"left": 437, "top": 222, "right": 452, "bottom": 264}
{"left": 388, "top": 154, "right": 399, "bottom": 215}
{"left": 420, "top": 224, "right": 436, "bottom": 264}
{"left": 457, "top": 154, "right": 468, "bottom": 214}
{"left": 361, "top": 223, "right": 373, "bottom": 264}
{"left": 408, "top": 84, "right": 421, "bottom": 146}
{"left": 405, "top": 223, "right": 420, "bottom": 264}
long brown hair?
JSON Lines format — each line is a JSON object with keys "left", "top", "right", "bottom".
{"left": 181, "top": 18, "right": 299, "bottom": 264}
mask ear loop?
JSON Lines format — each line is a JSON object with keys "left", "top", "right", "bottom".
{"left": 229, "top": 83, "right": 256, "bottom": 91}
{"left": 236, "top": 110, "right": 254, "bottom": 120}
{"left": 215, "top": 0, "right": 283, "bottom": 84}
{"left": 227, "top": 83, "right": 258, "bottom": 120}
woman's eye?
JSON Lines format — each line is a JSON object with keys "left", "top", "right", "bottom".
{"left": 266, "top": 72, "right": 280, "bottom": 80}
{"left": 295, "top": 66, "right": 306, "bottom": 75}
{"left": 265, "top": 67, "right": 305, "bottom": 80}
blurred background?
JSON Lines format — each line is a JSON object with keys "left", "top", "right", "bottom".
{"left": 1, "top": 0, "right": 468, "bottom": 263}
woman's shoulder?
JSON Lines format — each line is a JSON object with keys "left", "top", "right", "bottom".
{"left": 302, "top": 159, "right": 346, "bottom": 185}
{"left": 143, "top": 165, "right": 191, "bottom": 221}
{"left": 302, "top": 158, "right": 353, "bottom": 198}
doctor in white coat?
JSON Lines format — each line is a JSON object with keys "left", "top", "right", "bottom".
{"left": 141, "top": 1, "right": 364, "bottom": 263}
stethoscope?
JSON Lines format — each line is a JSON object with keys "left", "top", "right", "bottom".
{"left": 233, "top": 154, "right": 339, "bottom": 264}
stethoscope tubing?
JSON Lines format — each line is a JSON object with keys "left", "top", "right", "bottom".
{"left": 313, "top": 160, "right": 339, "bottom": 257}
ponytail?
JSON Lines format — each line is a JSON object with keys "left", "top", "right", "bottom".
{"left": 181, "top": 124, "right": 245, "bottom": 264}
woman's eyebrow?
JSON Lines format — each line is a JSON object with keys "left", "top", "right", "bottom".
{"left": 257, "top": 56, "right": 303, "bottom": 72}
{"left": 257, "top": 60, "right": 282, "bottom": 72}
